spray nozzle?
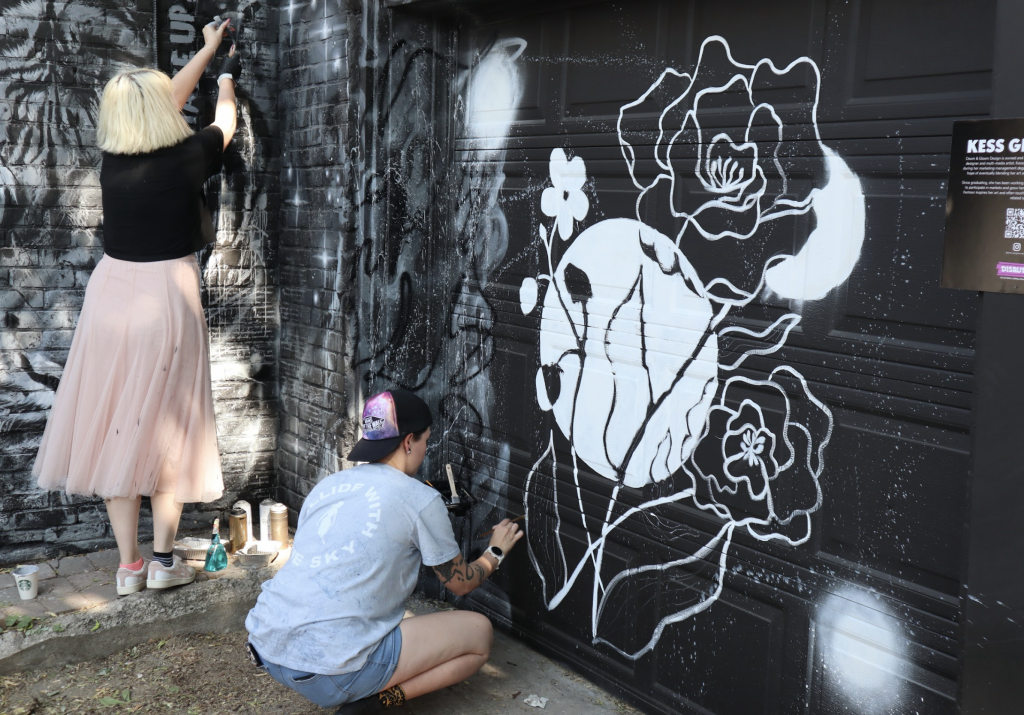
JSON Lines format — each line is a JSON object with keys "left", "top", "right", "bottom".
{"left": 211, "top": 11, "right": 242, "bottom": 51}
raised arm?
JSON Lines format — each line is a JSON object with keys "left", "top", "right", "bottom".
{"left": 431, "top": 518, "right": 523, "bottom": 597}
{"left": 213, "top": 66, "right": 237, "bottom": 150}
{"left": 170, "top": 19, "right": 229, "bottom": 111}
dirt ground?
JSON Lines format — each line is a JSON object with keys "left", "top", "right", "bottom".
{"left": 0, "top": 631, "right": 322, "bottom": 715}
{"left": 0, "top": 628, "right": 639, "bottom": 715}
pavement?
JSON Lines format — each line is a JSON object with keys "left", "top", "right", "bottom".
{"left": 398, "top": 598, "right": 637, "bottom": 715}
{"left": 0, "top": 540, "right": 284, "bottom": 676}
{"left": 0, "top": 545, "right": 638, "bottom": 714}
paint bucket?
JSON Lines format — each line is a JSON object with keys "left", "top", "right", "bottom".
{"left": 269, "top": 503, "right": 289, "bottom": 545}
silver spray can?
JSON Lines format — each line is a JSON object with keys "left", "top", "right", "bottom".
{"left": 259, "top": 498, "right": 274, "bottom": 542}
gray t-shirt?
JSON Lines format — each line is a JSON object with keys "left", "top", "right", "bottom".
{"left": 245, "top": 463, "right": 460, "bottom": 674}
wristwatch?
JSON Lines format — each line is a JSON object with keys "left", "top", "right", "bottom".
{"left": 484, "top": 545, "right": 504, "bottom": 569}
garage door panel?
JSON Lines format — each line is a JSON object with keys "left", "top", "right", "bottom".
{"left": 439, "top": 1, "right": 991, "bottom": 711}
{"left": 853, "top": 0, "right": 994, "bottom": 88}
{"left": 807, "top": 595, "right": 958, "bottom": 715}
{"left": 814, "top": 0, "right": 992, "bottom": 121}
{"left": 653, "top": 587, "right": 784, "bottom": 715}
{"left": 817, "top": 412, "right": 969, "bottom": 595}
{"left": 845, "top": 194, "right": 976, "bottom": 332}
{"left": 562, "top": 3, "right": 667, "bottom": 119}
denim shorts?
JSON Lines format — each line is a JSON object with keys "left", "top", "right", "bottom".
{"left": 259, "top": 627, "right": 403, "bottom": 708}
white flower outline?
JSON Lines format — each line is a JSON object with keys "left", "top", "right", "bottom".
{"left": 736, "top": 426, "right": 766, "bottom": 467}
{"left": 541, "top": 148, "right": 589, "bottom": 240}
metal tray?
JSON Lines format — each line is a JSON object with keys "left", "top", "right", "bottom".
{"left": 235, "top": 541, "right": 281, "bottom": 567}
{"left": 173, "top": 537, "right": 232, "bottom": 561}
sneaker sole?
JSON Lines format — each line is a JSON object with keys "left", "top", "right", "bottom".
{"left": 146, "top": 575, "right": 196, "bottom": 589}
{"left": 116, "top": 581, "right": 147, "bottom": 596}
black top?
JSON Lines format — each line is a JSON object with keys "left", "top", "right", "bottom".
{"left": 100, "top": 126, "right": 224, "bottom": 262}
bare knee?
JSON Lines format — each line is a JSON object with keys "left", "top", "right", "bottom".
{"left": 466, "top": 612, "right": 493, "bottom": 659}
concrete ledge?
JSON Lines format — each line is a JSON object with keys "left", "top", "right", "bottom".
{"left": 0, "top": 557, "right": 280, "bottom": 676}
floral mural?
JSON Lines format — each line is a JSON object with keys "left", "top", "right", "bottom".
{"left": 521, "top": 35, "right": 861, "bottom": 660}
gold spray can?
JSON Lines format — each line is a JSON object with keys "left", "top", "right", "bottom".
{"left": 228, "top": 507, "right": 248, "bottom": 554}
{"left": 269, "top": 503, "right": 289, "bottom": 545}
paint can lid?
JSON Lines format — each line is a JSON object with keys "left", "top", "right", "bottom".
{"left": 270, "top": 503, "right": 288, "bottom": 514}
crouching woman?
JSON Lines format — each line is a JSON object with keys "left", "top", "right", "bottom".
{"left": 245, "top": 389, "right": 522, "bottom": 713}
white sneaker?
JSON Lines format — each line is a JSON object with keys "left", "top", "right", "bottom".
{"left": 146, "top": 554, "right": 196, "bottom": 590}
{"left": 116, "top": 561, "right": 148, "bottom": 596}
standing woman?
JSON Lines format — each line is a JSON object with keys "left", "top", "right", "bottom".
{"left": 33, "top": 20, "right": 241, "bottom": 596}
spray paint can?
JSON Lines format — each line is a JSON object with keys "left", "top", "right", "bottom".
{"left": 228, "top": 507, "right": 248, "bottom": 554}
{"left": 260, "top": 498, "right": 275, "bottom": 541}
{"left": 232, "top": 499, "right": 254, "bottom": 545}
{"left": 269, "top": 503, "right": 289, "bottom": 545}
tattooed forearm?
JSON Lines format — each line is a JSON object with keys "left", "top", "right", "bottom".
{"left": 432, "top": 554, "right": 491, "bottom": 596}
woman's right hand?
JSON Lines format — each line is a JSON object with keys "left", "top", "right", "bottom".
{"left": 488, "top": 518, "right": 524, "bottom": 554}
{"left": 203, "top": 18, "right": 231, "bottom": 51}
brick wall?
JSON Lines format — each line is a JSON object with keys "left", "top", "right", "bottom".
{"left": 0, "top": 0, "right": 280, "bottom": 563}
{"left": 274, "top": 0, "right": 357, "bottom": 516}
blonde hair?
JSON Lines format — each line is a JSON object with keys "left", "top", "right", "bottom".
{"left": 97, "top": 69, "right": 193, "bottom": 154}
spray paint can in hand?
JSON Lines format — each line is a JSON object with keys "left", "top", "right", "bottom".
{"left": 260, "top": 498, "right": 274, "bottom": 541}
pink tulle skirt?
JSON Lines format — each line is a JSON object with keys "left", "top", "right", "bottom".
{"left": 33, "top": 254, "right": 224, "bottom": 503}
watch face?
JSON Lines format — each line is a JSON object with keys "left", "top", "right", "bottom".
{"left": 490, "top": 546, "right": 504, "bottom": 557}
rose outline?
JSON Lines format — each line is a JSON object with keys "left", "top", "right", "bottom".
{"left": 685, "top": 366, "right": 831, "bottom": 545}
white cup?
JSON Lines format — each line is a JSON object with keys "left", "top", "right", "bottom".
{"left": 13, "top": 565, "right": 39, "bottom": 600}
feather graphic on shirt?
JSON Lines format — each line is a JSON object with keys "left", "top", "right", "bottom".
{"left": 317, "top": 501, "right": 344, "bottom": 543}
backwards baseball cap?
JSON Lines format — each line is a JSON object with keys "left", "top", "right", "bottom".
{"left": 346, "top": 388, "right": 433, "bottom": 463}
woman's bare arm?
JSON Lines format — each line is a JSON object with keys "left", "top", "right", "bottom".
{"left": 431, "top": 518, "right": 523, "bottom": 597}
{"left": 213, "top": 76, "right": 236, "bottom": 149}
{"left": 432, "top": 553, "right": 496, "bottom": 597}
{"left": 170, "top": 20, "right": 229, "bottom": 111}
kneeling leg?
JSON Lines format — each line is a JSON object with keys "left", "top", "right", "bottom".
{"left": 384, "top": 610, "right": 493, "bottom": 700}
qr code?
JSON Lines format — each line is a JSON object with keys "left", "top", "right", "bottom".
{"left": 1006, "top": 208, "right": 1024, "bottom": 238}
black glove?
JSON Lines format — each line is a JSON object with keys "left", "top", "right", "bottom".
{"left": 217, "top": 53, "right": 242, "bottom": 82}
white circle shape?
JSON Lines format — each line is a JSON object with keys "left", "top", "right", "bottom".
{"left": 538, "top": 218, "right": 719, "bottom": 487}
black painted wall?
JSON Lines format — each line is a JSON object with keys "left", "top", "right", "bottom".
{"left": 315, "top": 1, "right": 990, "bottom": 714}
{"left": 275, "top": 0, "right": 356, "bottom": 511}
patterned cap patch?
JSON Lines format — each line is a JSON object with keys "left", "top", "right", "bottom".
{"left": 361, "top": 391, "right": 399, "bottom": 440}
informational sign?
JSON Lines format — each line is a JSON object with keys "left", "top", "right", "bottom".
{"left": 942, "top": 118, "right": 1024, "bottom": 292}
